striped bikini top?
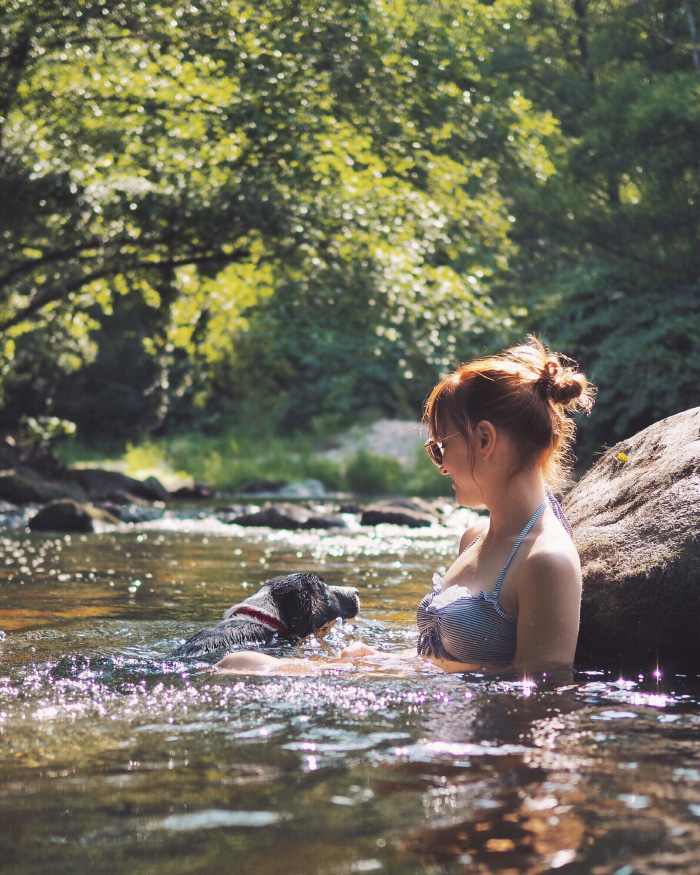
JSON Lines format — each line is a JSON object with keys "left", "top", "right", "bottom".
{"left": 416, "top": 490, "right": 573, "bottom": 666}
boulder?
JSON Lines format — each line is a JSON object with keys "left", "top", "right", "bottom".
{"left": 361, "top": 500, "right": 439, "bottom": 528}
{"left": 230, "top": 503, "right": 346, "bottom": 530}
{"left": 0, "top": 467, "right": 87, "bottom": 504}
{"left": 170, "top": 482, "right": 215, "bottom": 500}
{"left": 376, "top": 496, "right": 441, "bottom": 514}
{"left": 564, "top": 406, "right": 700, "bottom": 667}
{"left": 28, "top": 499, "right": 121, "bottom": 532}
{"left": 138, "top": 475, "right": 170, "bottom": 502}
{"left": 66, "top": 468, "right": 169, "bottom": 502}
{"left": 0, "top": 464, "right": 171, "bottom": 506}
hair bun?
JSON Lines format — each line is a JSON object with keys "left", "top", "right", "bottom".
{"left": 550, "top": 372, "right": 586, "bottom": 407}
{"left": 537, "top": 357, "right": 589, "bottom": 408}
{"left": 537, "top": 359, "right": 560, "bottom": 400}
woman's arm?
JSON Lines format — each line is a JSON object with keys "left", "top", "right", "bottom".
{"left": 512, "top": 549, "right": 582, "bottom": 675}
{"left": 340, "top": 641, "right": 381, "bottom": 659}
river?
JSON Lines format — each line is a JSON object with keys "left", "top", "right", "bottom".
{"left": 1, "top": 506, "right": 699, "bottom": 874}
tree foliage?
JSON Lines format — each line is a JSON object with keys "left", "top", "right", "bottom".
{"left": 0, "top": 0, "right": 697, "bottom": 454}
{"left": 498, "top": 0, "right": 700, "bottom": 457}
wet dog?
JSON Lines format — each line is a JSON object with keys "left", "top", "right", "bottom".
{"left": 170, "top": 572, "right": 360, "bottom": 659}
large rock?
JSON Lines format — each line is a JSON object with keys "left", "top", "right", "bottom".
{"left": 360, "top": 499, "right": 439, "bottom": 528}
{"left": 66, "top": 468, "right": 169, "bottom": 502}
{"left": 0, "top": 467, "right": 87, "bottom": 504}
{"left": 0, "top": 461, "right": 170, "bottom": 506}
{"left": 564, "top": 407, "right": 700, "bottom": 667}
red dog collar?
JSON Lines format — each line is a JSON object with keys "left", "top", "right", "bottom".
{"left": 228, "top": 605, "right": 287, "bottom": 634}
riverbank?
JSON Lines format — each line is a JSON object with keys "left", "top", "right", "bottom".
{"left": 54, "top": 419, "right": 451, "bottom": 499}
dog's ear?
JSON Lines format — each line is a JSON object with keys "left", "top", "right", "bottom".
{"left": 275, "top": 585, "right": 315, "bottom": 638}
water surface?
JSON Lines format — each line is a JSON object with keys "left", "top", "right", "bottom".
{"left": 1, "top": 509, "right": 699, "bottom": 874}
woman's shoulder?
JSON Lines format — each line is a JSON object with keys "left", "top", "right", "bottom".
{"left": 519, "top": 522, "right": 582, "bottom": 591}
{"left": 459, "top": 516, "right": 489, "bottom": 553}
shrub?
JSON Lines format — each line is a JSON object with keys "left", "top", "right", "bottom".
{"left": 345, "top": 450, "right": 402, "bottom": 496}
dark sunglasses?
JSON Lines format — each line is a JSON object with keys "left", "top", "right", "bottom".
{"left": 424, "top": 432, "right": 460, "bottom": 466}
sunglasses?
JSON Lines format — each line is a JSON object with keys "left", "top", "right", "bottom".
{"left": 424, "top": 432, "right": 460, "bottom": 466}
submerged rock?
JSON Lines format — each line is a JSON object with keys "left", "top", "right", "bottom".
{"left": 28, "top": 499, "right": 121, "bottom": 532}
{"left": 564, "top": 406, "right": 700, "bottom": 666}
{"left": 230, "top": 503, "right": 346, "bottom": 530}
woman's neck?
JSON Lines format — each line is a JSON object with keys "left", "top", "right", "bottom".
{"left": 483, "top": 469, "right": 547, "bottom": 541}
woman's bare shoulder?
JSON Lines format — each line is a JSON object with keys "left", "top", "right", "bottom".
{"left": 520, "top": 527, "right": 582, "bottom": 591}
{"left": 459, "top": 516, "right": 489, "bottom": 553}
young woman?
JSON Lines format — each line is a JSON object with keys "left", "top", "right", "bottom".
{"left": 217, "top": 337, "right": 593, "bottom": 676}
{"left": 342, "top": 337, "right": 594, "bottom": 676}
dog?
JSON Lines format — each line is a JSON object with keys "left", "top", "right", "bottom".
{"left": 170, "top": 572, "right": 360, "bottom": 659}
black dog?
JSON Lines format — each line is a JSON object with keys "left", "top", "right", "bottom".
{"left": 170, "top": 572, "right": 360, "bottom": 659}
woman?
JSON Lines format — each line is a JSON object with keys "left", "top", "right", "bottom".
{"left": 218, "top": 337, "right": 593, "bottom": 676}
{"left": 343, "top": 337, "right": 594, "bottom": 676}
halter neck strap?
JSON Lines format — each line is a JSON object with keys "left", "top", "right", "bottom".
{"left": 492, "top": 498, "right": 548, "bottom": 599}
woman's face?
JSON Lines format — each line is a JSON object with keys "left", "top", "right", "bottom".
{"left": 434, "top": 418, "right": 485, "bottom": 509}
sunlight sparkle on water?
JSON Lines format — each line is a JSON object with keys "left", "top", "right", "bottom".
{"left": 3, "top": 519, "right": 700, "bottom": 875}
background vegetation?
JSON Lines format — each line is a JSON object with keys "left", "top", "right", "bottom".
{"left": 2, "top": 0, "right": 698, "bottom": 482}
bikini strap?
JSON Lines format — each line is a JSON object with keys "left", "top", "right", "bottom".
{"left": 545, "top": 483, "right": 574, "bottom": 539}
{"left": 492, "top": 498, "right": 548, "bottom": 599}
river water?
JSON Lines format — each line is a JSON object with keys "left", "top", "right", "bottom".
{"left": 1, "top": 506, "right": 699, "bottom": 874}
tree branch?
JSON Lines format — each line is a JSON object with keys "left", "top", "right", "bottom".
{"left": 0, "top": 247, "right": 251, "bottom": 332}
{"left": 635, "top": 0, "right": 676, "bottom": 48}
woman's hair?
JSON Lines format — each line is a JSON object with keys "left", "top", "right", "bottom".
{"left": 423, "top": 336, "right": 595, "bottom": 488}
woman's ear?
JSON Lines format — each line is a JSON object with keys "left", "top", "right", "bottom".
{"left": 475, "top": 420, "right": 497, "bottom": 459}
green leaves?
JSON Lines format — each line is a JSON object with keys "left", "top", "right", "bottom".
{"left": 3, "top": 0, "right": 553, "bottom": 430}
{"left": 3, "top": 0, "right": 692, "bottom": 454}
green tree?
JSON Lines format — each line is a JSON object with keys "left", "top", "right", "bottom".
{"left": 0, "top": 0, "right": 560, "bottom": 437}
{"left": 495, "top": 0, "right": 700, "bottom": 458}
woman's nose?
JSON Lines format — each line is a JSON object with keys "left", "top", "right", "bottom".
{"left": 439, "top": 464, "right": 449, "bottom": 476}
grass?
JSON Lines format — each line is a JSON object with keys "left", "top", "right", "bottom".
{"left": 55, "top": 422, "right": 454, "bottom": 498}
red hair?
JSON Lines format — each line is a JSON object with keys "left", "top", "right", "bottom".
{"left": 423, "top": 337, "right": 594, "bottom": 488}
